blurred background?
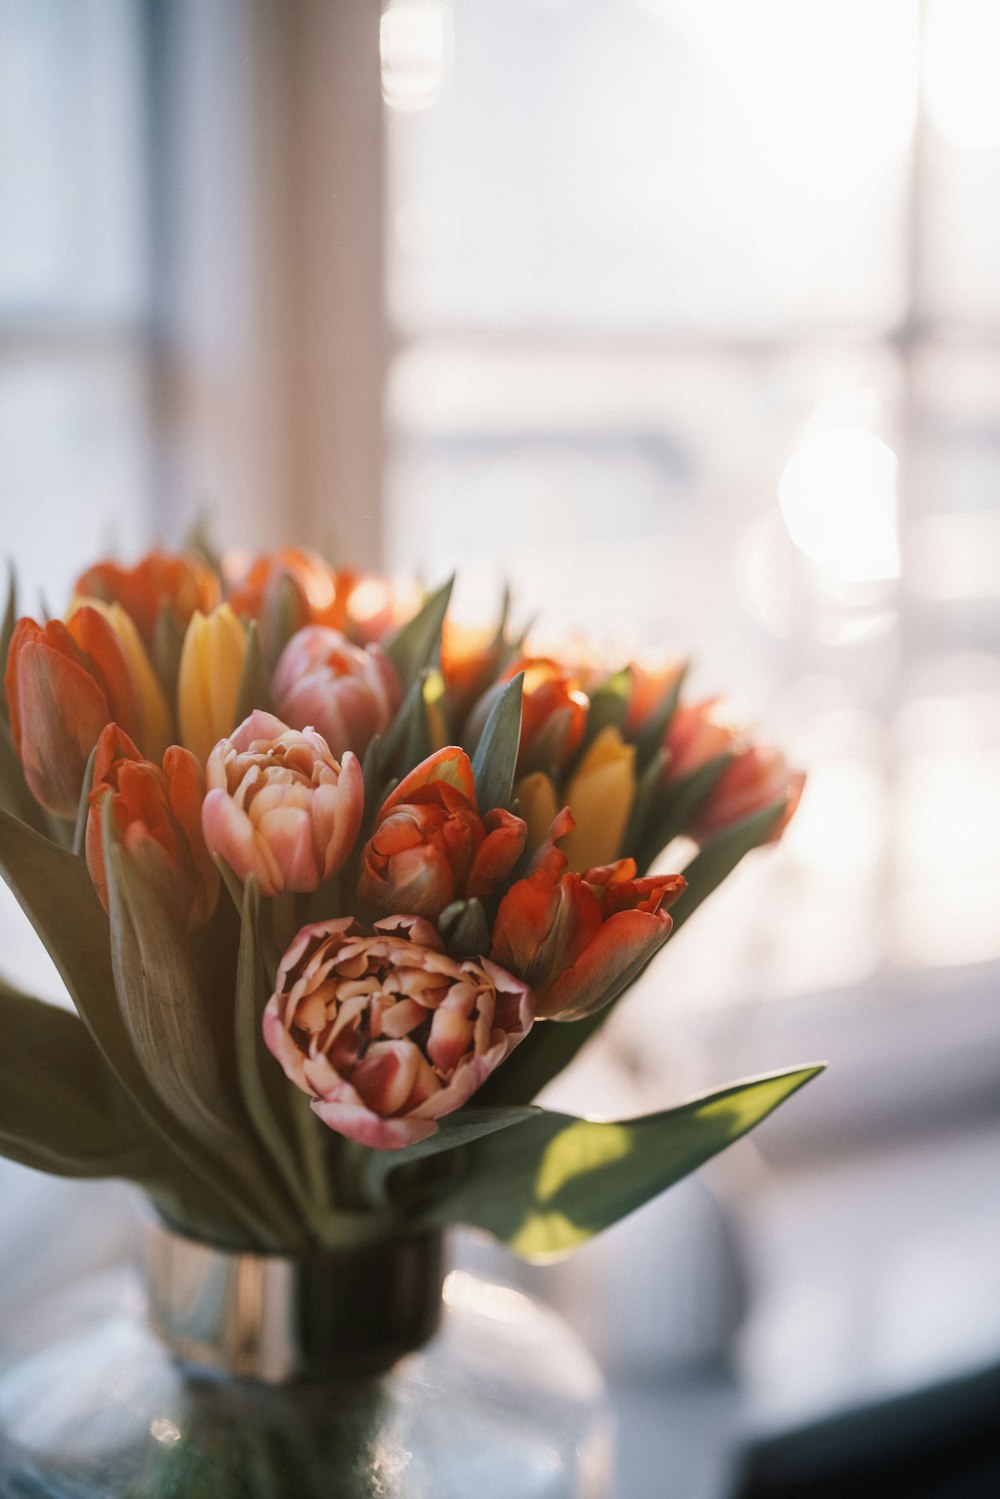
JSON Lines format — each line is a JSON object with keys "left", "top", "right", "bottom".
{"left": 1, "top": 2, "right": 999, "bottom": 1494}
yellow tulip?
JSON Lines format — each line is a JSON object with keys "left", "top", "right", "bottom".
{"left": 514, "top": 770, "right": 559, "bottom": 854}
{"left": 562, "top": 726, "right": 636, "bottom": 873}
{"left": 68, "top": 596, "right": 172, "bottom": 759}
{"left": 178, "top": 604, "right": 248, "bottom": 763}
{"left": 422, "top": 668, "right": 450, "bottom": 751}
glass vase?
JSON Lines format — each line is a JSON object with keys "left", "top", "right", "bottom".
{"left": 0, "top": 1215, "right": 612, "bottom": 1498}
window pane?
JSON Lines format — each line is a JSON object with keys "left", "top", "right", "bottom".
{"left": 387, "top": 0, "right": 916, "bottom": 336}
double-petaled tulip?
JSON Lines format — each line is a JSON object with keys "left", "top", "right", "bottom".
{"left": 262, "top": 915, "right": 533, "bottom": 1149}
{"left": 201, "top": 711, "right": 363, "bottom": 896}
{"left": 5, "top": 606, "right": 142, "bottom": 817}
{"left": 689, "top": 743, "right": 805, "bottom": 844}
{"left": 272, "top": 626, "right": 401, "bottom": 761}
{"left": 177, "top": 604, "right": 248, "bottom": 765}
{"left": 501, "top": 658, "right": 589, "bottom": 774}
{"left": 74, "top": 549, "right": 220, "bottom": 647}
{"left": 85, "top": 724, "right": 219, "bottom": 932}
{"left": 490, "top": 808, "right": 686, "bottom": 1020}
{"left": 359, "top": 746, "right": 526, "bottom": 922}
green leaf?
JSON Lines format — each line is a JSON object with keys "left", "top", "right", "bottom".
{"left": 0, "top": 563, "right": 17, "bottom": 721}
{"left": 380, "top": 673, "right": 429, "bottom": 779}
{"left": 429, "top": 1066, "right": 824, "bottom": 1260}
{"left": 104, "top": 804, "right": 243, "bottom": 1154}
{"left": 233, "top": 618, "right": 271, "bottom": 724}
{"left": 632, "top": 665, "right": 687, "bottom": 769}
{"left": 384, "top": 577, "right": 454, "bottom": 688}
{"left": 438, "top": 898, "right": 490, "bottom": 959}
{"left": 580, "top": 667, "right": 631, "bottom": 750}
{"left": 0, "top": 804, "right": 281, "bottom": 1245}
{"left": 233, "top": 877, "right": 316, "bottom": 1249}
{"left": 0, "top": 978, "right": 157, "bottom": 1181}
{"left": 667, "top": 798, "right": 788, "bottom": 932}
{"left": 364, "top": 1106, "right": 541, "bottom": 1208}
{"left": 470, "top": 671, "right": 523, "bottom": 812}
{"left": 153, "top": 598, "right": 186, "bottom": 706}
{"left": 71, "top": 743, "right": 98, "bottom": 857}
{"left": 635, "top": 753, "right": 731, "bottom": 873}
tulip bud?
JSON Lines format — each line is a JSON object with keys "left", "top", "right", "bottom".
{"left": 491, "top": 808, "right": 685, "bottom": 1020}
{"left": 74, "top": 549, "right": 220, "bottom": 647}
{"left": 177, "top": 604, "right": 248, "bottom": 765}
{"left": 514, "top": 771, "right": 559, "bottom": 855}
{"left": 5, "top": 607, "right": 142, "bottom": 818}
{"left": 506, "top": 658, "right": 589, "bottom": 774}
{"left": 562, "top": 726, "right": 636, "bottom": 873}
{"left": 272, "top": 626, "right": 401, "bottom": 760}
{"left": 663, "top": 699, "right": 738, "bottom": 782}
{"left": 85, "top": 723, "right": 219, "bottom": 932}
{"left": 263, "top": 915, "right": 533, "bottom": 1149}
{"left": 359, "top": 746, "right": 526, "bottom": 922}
{"left": 690, "top": 743, "right": 805, "bottom": 844}
{"left": 201, "top": 710, "right": 364, "bottom": 895}
{"left": 624, "top": 659, "right": 685, "bottom": 737}
{"left": 68, "top": 598, "right": 172, "bottom": 759}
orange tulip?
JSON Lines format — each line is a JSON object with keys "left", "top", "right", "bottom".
{"left": 490, "top": 808, "right": 686, "bottom": 1020}
{"left": 359, "top": 746, "right": 526, "bottom": 922}
{"left": 440, "top": 619, "right": 503, "bottom": 709}
{"left": 690, "top": 743, "right": 805, "bottom": 844}
{"left": 624, "top": 659, "right": 685, "bottom": 737}
{"left": 263, "top": 915, "right": 533, "bottom": 1149}
{"left": 5, "top": 607, "right": 142, "bottom": 817}
{"left": 503, "top": 658, "right": 589, "bottom": 773}
{"left": 74, "top": 550, "right": 220, "bottom": 647}
{"left": 225, "top": 548, "right": 397, "bottom": 645}
{"left": 85, "top": 724, "right": 219, "bottom": 932}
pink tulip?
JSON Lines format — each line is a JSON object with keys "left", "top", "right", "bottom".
{"left": 662, "top": 698, "right": 740, "bottom": 782}
{"left": 272, "top": 626, "right": 401, "bottom": 760}
{"left": 262, "top": 915, "right": 533, "bottom": 1149}
{"left": 201, "top": 710, "right": 363, "bottom": 895}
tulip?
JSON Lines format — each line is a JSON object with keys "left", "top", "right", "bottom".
{"left": 359, "top": 746, "right": 526, "bottom": 922}
{"left": 514, "top": 771, "right": 559, "bottom": 855}
{"left": 68, "top": 599, "right": 172, "bottom": 759}
{"left": 262, "top": 914, "right": 533, "bottom": 1149}
{"left": 561, "top": 726, "right": 636, "bottom": 873}
{"left": 85, "top": 723, "right": 218, "bottom": 932}
{"left": 5, "top": 607, "right": 142, "bottom": 817}
{"left": 440, "top": 619, "right": 503, "bottom": 712}
{"left": 624, "top": 659, "right": 685, "bottom": 737}
{"left": 74, "top": 549, "right": 220, "bottom": 647}
{"left": 225, "top": 548, "right": 398, "bottom": 644}
{"left": 500, "top": 658, "right": 589, "bottom": 774}
{"left": 272, "top": 626, "right": 401, "bottom": 760}
{"left": 491, "top": 807, "right": 685, "bottom": 1020}
{"left": 177, "top": 604, "right": 248, "bottom": 765}
{"left": 663, "top": 699, "right": 739, "bottom": 783}
{"left": 690, "top": 743, "right": 805, "bottom": 844}
{"left": 201, "top": 710, "right": 363, "bottom": 895}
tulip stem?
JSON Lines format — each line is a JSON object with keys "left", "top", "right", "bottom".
{"left": 292, "top": 1090, "right": 332, "bottom": 1217}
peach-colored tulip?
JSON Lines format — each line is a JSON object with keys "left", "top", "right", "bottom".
{"left": 86, "top": 724, "right": 218, "bottom": 932}
{"left": 359, "top": 746, "right": 526, "bottom": 922}
{"left": 272, "top": 626, "right": 401, "bottom": 760}
{"left": 263, "top": 914, "right": 533, "bottom": 1149}
{"left": 690, "top": 743, "right": 805, "bottom": 844}
{"left": 5, "top": 607, "right": 142, "bottom": 817}
{"left": 201, "top": 710, "right": 363, "bottom": 895}
{"left": 491, "top": 808, "right": 686, "bottom": 1020}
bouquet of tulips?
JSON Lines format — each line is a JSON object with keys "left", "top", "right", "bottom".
{"left": 0, "top": 543, "right": 819, "bottom": 1259}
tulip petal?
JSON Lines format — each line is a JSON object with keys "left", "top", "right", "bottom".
{"left": 535, "top": 908, "right": 672, "bottom": 1020}
{"left": 379, "top": 745, "right": 476, "bottom": 818}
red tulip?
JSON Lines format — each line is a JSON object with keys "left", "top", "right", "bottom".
{"left": 5, "top": 607, "right": 143, "bottom": 818}
{"left": 359, "top": 746, "right": 526, "bottom": 922}
{"left": 490, "top": 808, "right": 686, "bottom": 1020}
{"left": 272, "top": 626, "right": 401, "bottom": 760}
{"left": 85, "top": 724, "right": 218, "bottom": 932}
{"left": 690, "top": 743, "right": 805, "bottom": 843}
{"left": 262, "top": 915, "right": 533, "bottom": 1149}
{"left": 662, "top": 698, "right": 739, "bottom": 782}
